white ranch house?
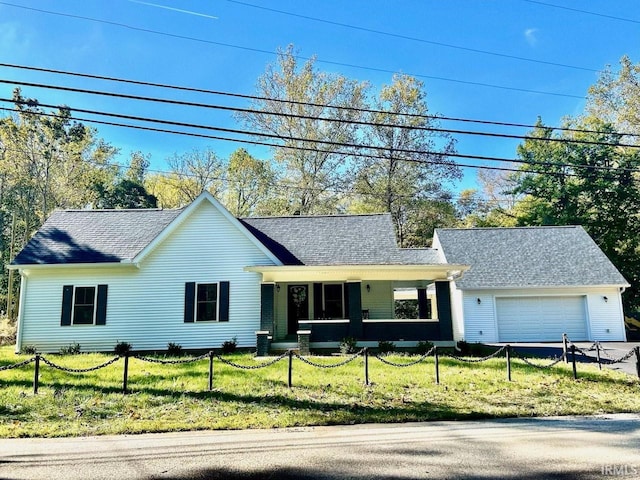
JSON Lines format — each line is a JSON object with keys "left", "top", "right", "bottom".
{"left": 9, "top": 192, "right": 628, "bottom": 353}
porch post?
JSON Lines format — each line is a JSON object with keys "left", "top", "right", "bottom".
{"left": 435, "top": 281, "right": 453, "bottom": 341}
{"left": 347, "top": 281, "right": 363, "bottom": 339}
{"left": 417, "top": 288, "right": 429, "bottom": 319}
{"left": 257, "top": 283, "right": 275, "bottom": 356}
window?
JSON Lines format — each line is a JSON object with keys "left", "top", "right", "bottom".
{"left": 323, "top": 284, "right": 344, "bottom": 319}
{"left": 196, "top": 283, "right": 218, "bottom": 322}
{"left": 73, "top": 286, "right": 96, "bottom": 325}
{"left": 184, "top": 281, "right": 230, "bottom": 323}
{"left": 61, "top": 285, "right": 108, "bottom": 326}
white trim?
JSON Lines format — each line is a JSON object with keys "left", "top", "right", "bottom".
{"left": 194, "top": 282, "right": 220, "bottom": 323}
{"left": 14, "top": 273, "right": 27, "bottom": 353}
{"left": 9, "top": 262, "right": 136, "bottom": 272}
{"left": 133, "top": 192, "right": 283, "bottom": 266}
{"left": 457, "top": 283, "right": 630, "bottom": 291}
{"left": 363, "top": 318, "right": 440, "bottom": 323}
{"left": 300, "top": 319, "right": 350, "bottom": 324}
{"left": 71, "top": 286, "right": 98, "bottom": 326}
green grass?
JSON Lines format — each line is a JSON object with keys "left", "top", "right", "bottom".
{"left": 0, "top": 346, "right": 638, "bottom": 438}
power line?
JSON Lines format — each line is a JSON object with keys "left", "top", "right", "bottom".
{"left": 225, "top": 0, "right": 598, "bottom": 72}
{"left": 1, "top": 62, "right": 631, "bottom": 138}
{"left": 0, "top": 2, "right": 587, "bottom": 100}
{"left": 4, "top": 77, "right": 638, "bottom": 150}
{"left": 523, "top": 0, "right": 640, "bottom": 24}
{"left": 2, "top": 102, "right": 638, "bottom": 178}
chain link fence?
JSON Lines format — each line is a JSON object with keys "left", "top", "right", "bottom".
{"left": 2, "top": 335, "right": 638, "bottom": 394}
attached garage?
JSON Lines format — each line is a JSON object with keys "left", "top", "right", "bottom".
{"left": 496, "top": 296, "right": 588, "bottom": 342}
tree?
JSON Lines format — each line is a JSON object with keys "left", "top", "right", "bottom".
{"left": 162, "top": 148, "right": 224, "bottom": 205}
{"left": 237, "top": 45, "right": 369, "bottom": 214}
{"left": 353, "top": 74, "right": 460, "bottom": 246}
{"left": 93, "top": 152, "right": 157, "bottom": 209}
{"left": 224, "top": 148, "right": 276, "bottom": 217}
{"left": 587, "top": 55, "right": 640, "bottom": 139}
{"left": 510, "top": 117, "right": 640, "bottom": 311}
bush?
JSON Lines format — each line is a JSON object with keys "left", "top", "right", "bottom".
{"left": 377, "top": 340, "right": 395, "bottom": 354}
{"left": 339, "top": 336, "right": 357, "bottom": 355}
{"left": 21, "top": 345, "right": 37, "bottom": 355}
{"left": 167, "top": 342, "right": 183, "bottom": 356}
{"left": 114, "top": 341, "right": 132, "bottom": 356}
{"left": 415, "top": 340, "right": 434, "bottom": 355}
{"left": 221, "top": 337, "right": 237, "bottom": 354}
{"left": 59, "top": 342, "right": 81, "bottom": 355}
{"left": 456, "top": 340, "right": 470, "bottom": 355}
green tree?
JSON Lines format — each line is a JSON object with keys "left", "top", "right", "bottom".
{"left": 353, "top": 74, "right": 459, "bottom": 246}
{"left": 511, "top": 117, "right": 640, "bottom": 311}
{"left": 224, "top": 148, "right": 276, "bottom": 217}
{"left": 237, "top": 45, "right": 368, "bottom": 214}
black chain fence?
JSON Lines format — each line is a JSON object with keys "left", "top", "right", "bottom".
{"left": 1, "top": 334, "right": 639, "bottom": 394}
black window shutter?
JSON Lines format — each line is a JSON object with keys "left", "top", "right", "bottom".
{"left": 184, "top": 282, "right": 195, "bottom": 323}
{"left": 219, "top": 281, "right": 230, "bottom": 322}
{"left": 313, "top": 283, "right": 323, "bottom": 319}
{"left": 96, "top": 285, "right": 108, "bottom": 325}
{"left": 343, "top": 283, "right": 350, "bottom": 319}
{"left": 61, "top": 285, "right": 73, "bottom": 326}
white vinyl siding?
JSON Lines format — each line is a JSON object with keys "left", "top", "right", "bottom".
{"left": 456, "top": 287, "right": 626, "bottom": 343}
{"left": 18, "top": 200, "right": 276, "bottom": 352}
{"left": 496, "top": 296, "right": 587, "bottom": 342}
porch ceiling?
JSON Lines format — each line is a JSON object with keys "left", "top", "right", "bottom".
{"left": 244, "top": 264, "right": 469, "bottom": 282}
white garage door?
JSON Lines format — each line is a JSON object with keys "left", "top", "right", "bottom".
{"left": 496, "top": 296, "right": 588, "bottom": 342}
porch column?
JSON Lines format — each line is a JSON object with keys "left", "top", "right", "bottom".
{"left": 347, "top": 281, "right": 363, "bottom": 338}
{"left": 260, "top": 283, "right": 275, "bottom": 331}
{"left": 257, "top": 283, "right": 276, "bottom": 356}
{"left": 435, "top": 281, "right": 453, "bottom": 341}
{"left": 417, "top": 288, "right": 429, "bottom": 319}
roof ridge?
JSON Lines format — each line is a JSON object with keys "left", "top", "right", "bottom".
{"left": 243, "top": 212, "right": 390, "bottom": 220}
{"left": 54, "top": 207, "right": 183, "bottom": 213}
{"left": 437, "top": 225, "right": 581, "bottom": 231}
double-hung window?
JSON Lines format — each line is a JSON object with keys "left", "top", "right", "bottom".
{"left": 61, "top": 285, "right": 108, "bottom": 326}
{"left": 184, "top": 281, "right": 230, "bottom": 323}
{"left": 196, "top": 283, "right": 218, "bottom": 321}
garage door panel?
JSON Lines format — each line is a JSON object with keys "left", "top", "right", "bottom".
{"left": 496, "top": 296, "right": 587, "bottom": 342}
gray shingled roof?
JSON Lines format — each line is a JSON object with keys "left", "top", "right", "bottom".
{"left": 242, "top": 214, "right": 445, "bottom": 266}
{"left": 435, "top": 226, "right": 628, "bottom": 289}
{"left": 12, "top": 209, "right": 183, "bottom": 265}
{"left": 13, "top": 206, "right": 446, "bottom": 267}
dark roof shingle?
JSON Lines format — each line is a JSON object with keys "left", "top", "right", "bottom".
{"left": 12, "top": 209, "right": 182, "bottom": 265}
{"left": 435, "top": 226, "right": 628, "bottom": 289}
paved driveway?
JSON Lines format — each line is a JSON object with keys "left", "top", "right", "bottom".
{"left": 1, "top": 416, "right": 639, "bottom": 480}
{"left": 492, "top": 342, "right": 640, "bottom": 377}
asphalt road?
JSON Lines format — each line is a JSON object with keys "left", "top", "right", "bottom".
{"left": 1, "top": 415, "right": 639, "bottom": 480}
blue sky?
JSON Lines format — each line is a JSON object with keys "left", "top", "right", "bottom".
{"left": 0, "top": 0, "right": 639, "bottom": 192}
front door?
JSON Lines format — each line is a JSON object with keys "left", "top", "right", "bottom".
{"left": 288, "top": 285, "right": 309, "bottom": 335}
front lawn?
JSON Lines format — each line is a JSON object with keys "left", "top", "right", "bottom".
{"left": 0, "top": 346, "right": 638, "bottom": 438}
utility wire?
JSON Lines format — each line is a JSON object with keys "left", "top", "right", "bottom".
{"left": 0, "top": 2, "right": 586, "bottom": 100}
{"left": 523, "top": 0, "right": 640, "bottom": 24}
{"left": 2, "top": 102, "right": 638, "bottom": 178}
{"left": 225, "top": 0, "right": 598, "bottom": 72}
{"left": 3, "top": 77, "right": 638, "bottom": 150}
{"left": 1, "top": 62, "right": 633, "bottom": 138}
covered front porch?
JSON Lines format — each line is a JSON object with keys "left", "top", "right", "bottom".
{"left": 246, "top": 264, "right": 465, "bottom": 354}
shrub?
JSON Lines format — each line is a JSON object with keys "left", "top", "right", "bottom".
{"left": 339, "top": 336, "right": 357, "bottom": 355}
{"left": 377, "top": 340, "right": 395, "bottom": 354}
{"left": 114, "top": 341, "right": 132, "bottom": 356}
{"left": 221, "top": 337, "right": 237, "bottom": 354}
{"left": 415, "top": 340, "right": 434, "bottom": 355}
{"left": 59, "top": 342, "right": 81, "bottom": 355}
{"left": 167, "top": 342, "right": 183, "bottom": 356}
{"left": 456, "top": 340, "right": 470, "bottom": 355}
{"left": 21, "top": 345, "right": 37, "bottom": 355}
